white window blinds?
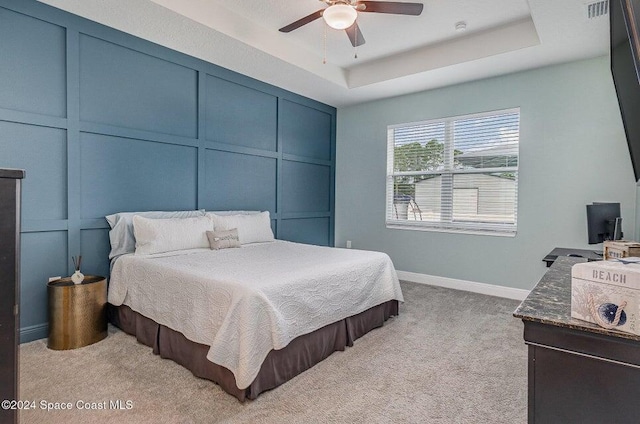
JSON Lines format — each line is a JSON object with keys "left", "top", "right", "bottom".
{"left": 386, "top": 108, "right": 520, "bottom": 236}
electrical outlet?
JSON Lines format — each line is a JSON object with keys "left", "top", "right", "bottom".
{"left": 346, "top": 240, "right": 352, "bottom": 249}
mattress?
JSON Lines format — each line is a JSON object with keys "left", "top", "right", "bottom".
{"left": 108, "top": 240, "right": 403, "bottom": 389}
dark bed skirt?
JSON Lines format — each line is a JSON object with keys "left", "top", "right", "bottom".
{"left": 108, "top": 300, "right": 399, "bottom": 401}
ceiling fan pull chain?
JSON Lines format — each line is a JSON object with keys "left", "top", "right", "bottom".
{"left": 354, "top": 24, "right": 358, "bottom": 59}
{"left": 323, "top": 23, "right": 327, "bottom": 64}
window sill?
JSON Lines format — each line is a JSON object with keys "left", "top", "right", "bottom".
{"left": 385, "top": 222, "right": 517, "bottom": 237}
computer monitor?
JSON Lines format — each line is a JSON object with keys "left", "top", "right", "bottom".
{"left": 586, "top": 202, "right": 623, "bottom": 244}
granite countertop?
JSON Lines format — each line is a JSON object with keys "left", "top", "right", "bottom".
{"left": 513, "top": 256, "right": 640, "bottom": 342}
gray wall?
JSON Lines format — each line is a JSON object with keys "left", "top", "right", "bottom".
{"left": 336, "top": 56, "right": 637, "bottom": 290}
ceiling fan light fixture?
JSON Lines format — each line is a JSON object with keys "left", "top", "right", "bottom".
{"left": 323, "top": 4, "right": 357, "bottom": 30}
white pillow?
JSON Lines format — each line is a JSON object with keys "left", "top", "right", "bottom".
{"left": 133, "top": 215, "right": 213, "bottom": 255}
{"left": 210, "top": 211, "right": 274, "bottom": 245}
{"left": 106, "top": 210, "right": 205, "bottom": 259}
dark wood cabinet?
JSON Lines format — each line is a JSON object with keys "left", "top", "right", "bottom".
{"left": 515, "top": 256, "right": 640, "bottom": 424}
{"left": 0, "top": 168, "right": 25, "bottom": 424}
{"left": 524, "top": 321, "right": 640, "bottom": 423}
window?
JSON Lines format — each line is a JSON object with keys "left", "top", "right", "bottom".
{"left": 386, "top": 108, "right": 520, "bottom": 236}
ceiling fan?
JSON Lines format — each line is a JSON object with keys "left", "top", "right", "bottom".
{"left": 279, "top": 1, "right": 424, "bottom": 47}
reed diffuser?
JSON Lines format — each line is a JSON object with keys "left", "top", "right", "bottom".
{"left": 71, "top": 255, "right": 84, "bottom": 285}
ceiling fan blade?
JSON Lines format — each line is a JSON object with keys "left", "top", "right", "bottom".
{"left": 357, "top": 1, "right": 423, "bottom": 16}
{"left": 279, "top": 10, "right": 324, "bottom": 33}
{"left": 345, "top": 22, "right": 366, "bottom": 47}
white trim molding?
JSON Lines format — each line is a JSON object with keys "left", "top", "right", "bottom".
{"left": 397, "top": 270, "right": 530, "bottom": 301}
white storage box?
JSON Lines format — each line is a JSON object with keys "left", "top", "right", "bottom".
{"left": 571, "top": 258, "right": 640, "bottom": 335}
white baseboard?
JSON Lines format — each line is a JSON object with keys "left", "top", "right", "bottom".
{"left": 397, "top": 270, "right": 530, "bottom": 301}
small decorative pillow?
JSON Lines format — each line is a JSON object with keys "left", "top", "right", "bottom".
{"left": 206, "top": 228, "right": 241, "bottom": 250}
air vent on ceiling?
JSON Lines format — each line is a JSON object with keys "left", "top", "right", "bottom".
{"left": 587, "top": 0, "right": 609, "bottom": 19}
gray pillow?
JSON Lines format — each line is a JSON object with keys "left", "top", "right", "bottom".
{"left": 106, "top": 210, "right": 205, "bottom": 260}
{"left": 206, "top": 228, "right": 240, "bottom": 250}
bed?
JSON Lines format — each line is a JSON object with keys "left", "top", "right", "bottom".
{"left": 105, "top": 211, "right": 403, "bottom": 400}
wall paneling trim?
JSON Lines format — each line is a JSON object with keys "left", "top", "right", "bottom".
{"left": 0, "top": 0, "right": 336, "bottom": 342}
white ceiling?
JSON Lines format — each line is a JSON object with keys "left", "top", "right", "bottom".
{"left": 38, "top": 0, "right": 610, "bottom": 107}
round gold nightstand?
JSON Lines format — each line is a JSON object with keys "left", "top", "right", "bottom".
{"left": 47, "top": 275, "right": 107, "bottom": 350}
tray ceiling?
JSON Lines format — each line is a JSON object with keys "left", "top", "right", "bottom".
{"left": 38, "top": 0, "right": 610, "bottom": 107}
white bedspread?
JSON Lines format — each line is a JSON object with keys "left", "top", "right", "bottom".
{"left": 108, "top": 240, "right": 403, "bottom": 389}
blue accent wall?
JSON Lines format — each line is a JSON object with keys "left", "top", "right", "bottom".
{"left": 0, "top": 0, "right": 336, "bottom": 342}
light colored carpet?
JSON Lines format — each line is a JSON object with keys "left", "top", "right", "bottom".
{"left": 19, "top": 282, "right": 527, "bottom": 423}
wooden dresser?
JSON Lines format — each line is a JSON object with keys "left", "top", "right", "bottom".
{"left": 514, "top": 256, "right": 640, "bottom": 423}
{"left": 0, "top": 168, "right": 25, "bottom": 424}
